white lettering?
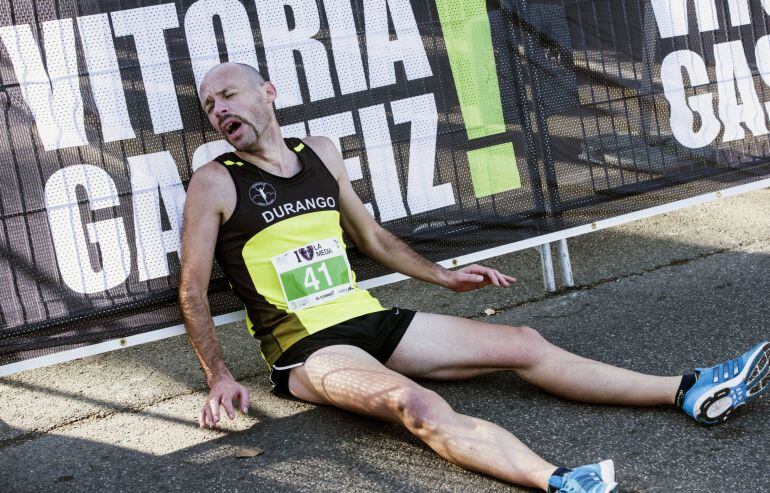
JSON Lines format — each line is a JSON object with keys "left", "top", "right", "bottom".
{"left": 661, "top": 50, "right": 721, "bottom": 149}
{"left": 45, "top": 165, "right": 131, "bottom": 293}
{"left": 324, "top": 0, "right": 368, "bottom": 95}
{"left": 128, "top": 151, "right": 186, "bottom": 281}
{"left": 263, "top": 196, "right": 334, "bottom": 223}
{"left": 359, "top": 104, "right": 407, "bottom": 221}
{"left": 257, "top": 0, "right": 335, "bottom": 108}
{"left": 364, "top": 0, "right": 432, "bottom": 88}
{"left": 726, "top": 0, "right": 751, "bottom": 27}
{"left": 111, "top": 4, "right": 183, "bottom": 134}
{"left": 714, "top": 40, "right": 768, "bottom": 142}
{"left": 650, "top": 0, "right": 719, "bottom": 39}
{"left": 755, "top": 35, "right": 770, "bottom": 118}
{"left": 391, "top": 94, "right": 454, "bottom": 215}
{"left": 0, "top": 21, "right": 88, "bottom": 150}
{"left": 308, "top": 111, "right": 373, "bottom": 215}
{"left": 77, "top": 14, "right": 136, "bottom": 143}
{"left": 281, "top": 122, "right": 308, "bottom": 139}
{"left": 185, "top": 0, "right": 260, "bottom": 92}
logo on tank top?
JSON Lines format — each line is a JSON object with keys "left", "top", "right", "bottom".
{"left": 249, "top": 182, "right": 277, "bottom": 206}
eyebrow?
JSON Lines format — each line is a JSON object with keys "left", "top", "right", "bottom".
{"left": 202, "top": 89, "right": 227, "bottom": 108}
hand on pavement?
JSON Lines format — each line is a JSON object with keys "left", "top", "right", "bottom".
{"left": 199, "top": 375, "right": 250, "bottom": 428}
{"left": 443, "top": 264, "right": 516, "bottom": 292}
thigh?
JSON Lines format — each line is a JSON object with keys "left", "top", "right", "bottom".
{"left": 287, "top": 344, "right": 432, "bottom": 422}
{"left": 385, "top": 312, "right": 544, "bottom": 379}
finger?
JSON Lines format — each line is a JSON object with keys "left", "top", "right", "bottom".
{"left": 222, "top": 395, "right": 235, "bottom": 420}
{"left": 458, "top": 272, "right": 485, "bottom": 283}
{"left": 473, "top": 267, "right": 497, "bottom": 285}
{"left": 199, "top": 406, "right": 206, "bottom": 428}
{"left": 208, "top": 395, "right": 221, "bottom": 423}
{"left": 201, "top": 405, "right": 213, "bottom": 428}
{"left": 496, "top": 271, "right": 509, "bottom": 287}
{"left": 464, "top": 266, "right": 499, "bottom": 285}
{"left": 487, "top": 270, "right": 500, "bottom": 286}
{"left": 497, "top": 271, "right": 512, "bottom": 286}
{"left": 239, "top": 387, "right": 250, "bottom": 414}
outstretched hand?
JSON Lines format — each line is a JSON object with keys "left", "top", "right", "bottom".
{"left": 442, "top": 264, "right": 516, "bottom": 292}
{"left": 199, "top": 375, "right": 250, "bottom": 428}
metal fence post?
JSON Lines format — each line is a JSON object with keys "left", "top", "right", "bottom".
{"left": 557, "top": 238, "right": 575, "bottom": 287}
{"left": 537, "top": 243, "right": 556, "bottom": 292}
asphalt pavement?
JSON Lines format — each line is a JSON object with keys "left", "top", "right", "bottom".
{"left": 1, "top": 188, "right": 769, "bottom": 492}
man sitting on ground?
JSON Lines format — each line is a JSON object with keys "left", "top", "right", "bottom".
{"left": 179, "top": 62, "right": 770, "bottom": 493}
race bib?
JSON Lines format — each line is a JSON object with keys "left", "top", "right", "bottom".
{"left": 271, "top": 238, "right": 354, "bottom": 311}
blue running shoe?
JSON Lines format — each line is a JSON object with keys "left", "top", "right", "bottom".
{"left": 682, "top": 341, "right": 770, "bottom": 425}
{"left": 549, "top": 460, "right": 617, "bottom": 493}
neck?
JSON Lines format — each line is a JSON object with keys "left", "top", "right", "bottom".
{"left": 233, "top": 124, "right": 298, "bottom": 177}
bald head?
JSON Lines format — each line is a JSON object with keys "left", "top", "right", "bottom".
{"left": 199, "top": 62, "right": 266, "bottom": 98}
{"left": 198, "top": 62, "right": 279, "bottom": 151}
{"left": 232, "top": 63, "right": 266, "bottom": 86}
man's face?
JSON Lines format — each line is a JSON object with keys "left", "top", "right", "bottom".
{"left": 199, "top": 65, "right": 275, "bottom": 151}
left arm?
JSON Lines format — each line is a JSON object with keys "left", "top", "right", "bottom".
{"left": 305, "top": 137, "right": 515, "bottom": 292}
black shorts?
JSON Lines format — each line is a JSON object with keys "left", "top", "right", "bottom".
{"left": 270, "top": 306, "right": 416, "bottom": 397}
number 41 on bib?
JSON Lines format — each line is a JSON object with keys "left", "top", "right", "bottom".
{"left": 271, "top": 238, "right": 355, "bottom": 311}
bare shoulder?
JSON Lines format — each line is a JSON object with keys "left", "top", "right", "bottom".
{"left": 186, "top": 160, "right": 235, "bottom": 214}
{"left": 302, "top": 136, "right": 346, "bottom": 181}
{"left": 190, "top": 160, "right": 230, "bottom": 186}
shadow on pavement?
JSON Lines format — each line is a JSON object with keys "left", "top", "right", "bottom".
{"left": 2, "top": 220, "right": 770, "bottom": 492}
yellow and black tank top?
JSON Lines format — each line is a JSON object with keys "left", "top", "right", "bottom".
{"left": 213, "top": 138, "right": 384, "bottom": 366}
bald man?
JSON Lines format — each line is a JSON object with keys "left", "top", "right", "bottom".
{"left": 179, "top": 62, "right": 770, "bottom": 493}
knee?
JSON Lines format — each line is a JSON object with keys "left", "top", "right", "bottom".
{"left": 513, "top": 325, "right": 544, "bottom": 343}
{"left": 390, "top": 386, "right": 450, "bottom": 438}
{"left": 508, "top": 325, "right": 551, "bottom": 365}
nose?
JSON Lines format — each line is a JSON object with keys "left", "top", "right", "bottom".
{"left": 213, "top": 100, "right": 229, "bottom": 119}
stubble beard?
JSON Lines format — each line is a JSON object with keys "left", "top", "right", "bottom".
{"left": 228, "top": 119, "right": 262, "bottom": 153}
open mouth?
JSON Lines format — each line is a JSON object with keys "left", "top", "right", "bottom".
{"left": 224, "top": 121, "right": 242, "bottom": 136}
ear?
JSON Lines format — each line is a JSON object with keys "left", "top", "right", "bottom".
{"left": 263, "top": 81, "right": 278, "bottom": 105}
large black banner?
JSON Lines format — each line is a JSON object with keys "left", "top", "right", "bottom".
{"left": 1, "top": 0, "right": 769, "bottom": 367}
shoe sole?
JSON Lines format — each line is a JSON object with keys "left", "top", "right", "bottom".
{"left": 696, "top": 342, "right": 770, "bottom": 425}
{"left": 597, "top": 459, "right": 615, "bottom": 484}
{"left": 597, "top": 459, "right": 617, "bottom": 491}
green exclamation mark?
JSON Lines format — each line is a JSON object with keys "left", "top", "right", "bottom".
{"left": 435, "top": 0, "right": 520, "bottom": 198}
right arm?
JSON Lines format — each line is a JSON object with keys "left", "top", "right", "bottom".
{"left": 179, "top": 162, "right": 249, "bottom": 428}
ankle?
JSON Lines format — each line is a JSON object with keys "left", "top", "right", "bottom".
{"left": 674, "top": 373, "right": 697, "bottom": 407}
{"left": 546, "top": 466, "right": 572, "bottom": 492}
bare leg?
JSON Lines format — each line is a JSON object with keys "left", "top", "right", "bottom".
{"left": 289, "top": 345, "right": 558, "bottom": 490}
{"left": 386, "top": 313, "right": 681, "bottom": 406}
